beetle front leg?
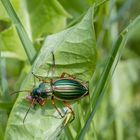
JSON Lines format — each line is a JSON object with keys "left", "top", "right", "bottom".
{"left": 51, "top": 96, "right": 65, "bottom": 118}
{"left": 37, "top": 98, "right": 46, "bottom": 106}
{"left": 23, "top": 99, "right": 36, "bottom": 123}
{"left": 60, "top": 72, "right": 76, "bottom": 79}
{"left": 63, "top": 101, "right": 75, "bottom": 122}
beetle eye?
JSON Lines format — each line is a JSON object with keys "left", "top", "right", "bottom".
{"left": 32, "top": 89, "right": 40, "bottom": 96}
{"left": 37, "top": 89, "right": 40, "bottom": 94}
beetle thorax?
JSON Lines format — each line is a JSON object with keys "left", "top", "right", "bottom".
{"left": 31, "top": 83, "right": 52, "bottom": 98}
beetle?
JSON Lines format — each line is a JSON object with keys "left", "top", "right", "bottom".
{"left": 13, "top": 52, "right": 89, "bottom": 123}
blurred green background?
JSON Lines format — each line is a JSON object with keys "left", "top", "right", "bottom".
{"left": 0, "top": 0, "right": 140, "bottom": 140}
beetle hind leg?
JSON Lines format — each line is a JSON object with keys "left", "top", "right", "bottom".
{"left": 60, "top": 72, "right": 76, "bottom": 79}
{"left": 63, "top": 101, "right": 75, "bottom": 123}
{"left": 51, "top": 97, "right": 65, "bottom": 118}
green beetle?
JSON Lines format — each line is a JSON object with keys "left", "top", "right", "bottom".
{"left": 14, "top": 52, "right": 89, "bottom": 123}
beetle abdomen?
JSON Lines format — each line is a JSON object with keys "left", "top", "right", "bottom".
{"left": 52, "top": 78, "right": 88, "bottom": 101}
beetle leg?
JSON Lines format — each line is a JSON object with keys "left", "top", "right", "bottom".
{"left": 63, "top": 101, "right": 75, "bottom": 122}
{"left": 23, "top": 99, "right": 35, "bottom": 123}
{"left": 51, "top": 51, "right": 56, "bottom": 78}
{"left": 33, "top": 73, "right": 36, "bottom": 87}
{"left": 51, "top": 96, "right": 65, "bottom": 118}
{"left": 46, "top": 51, "right": 56, "bottom": 85}
{"left": 32, "top": 72, "right": 47, "bottom": 83}
{"left": 39, "top": 52, "right": 55, "bottom": 82}
{"left": 37, "top": 98, "right": 46, "bottom": 106}
{"left": 60, "top": 72, "right": 76, "bottom": 79}
{"left": 84, "top": 81, "right": 89, "bottom": 86}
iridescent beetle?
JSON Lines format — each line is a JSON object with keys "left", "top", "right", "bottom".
{"left": 13, "top": 52, "right": 89, "bottom": 123}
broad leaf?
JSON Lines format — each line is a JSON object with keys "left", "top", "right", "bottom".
{"left": 25, "top": 0, "right": 69, "bottom": 40}
{"left": 5, "top": 7, "right": 96, "bottom": 140}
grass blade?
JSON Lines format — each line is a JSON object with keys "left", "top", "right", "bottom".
{"left": 77, "top": 15, "right": 140, "bottom": 140}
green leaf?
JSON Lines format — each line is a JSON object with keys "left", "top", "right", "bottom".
{"left": 4, "top": 6, "right": 97, "bottom": 140}
{"left": 33, "top": 9, "right": 96, "bottom": 81}
{"left": 58, "top": 0, "right": 91, "bottom": 17}
{"left": 0, "top": 25, "right": 27, "bottom": 61}
{"left": 25, "top": 0, "right": 70, "bottom": 39}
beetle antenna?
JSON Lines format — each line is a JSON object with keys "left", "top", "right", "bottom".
{"left": 10, "top": 90, "right": 31, "bottom": 95}
{"left": 23, "top": 99, "right": 35, "bottom": 123}
{"left": 23, "top": 104, "right": 32, "bottom": 123}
